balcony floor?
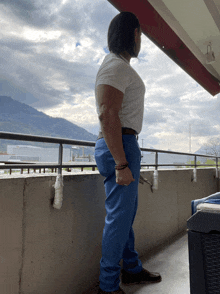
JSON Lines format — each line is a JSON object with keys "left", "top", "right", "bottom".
{"left": 86, "top": 232, "right": 190, "bottom": 294}
{"left": 121, "top": 232, "right": 190, "bottom": 294}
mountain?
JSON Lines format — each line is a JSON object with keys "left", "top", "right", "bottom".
{"left": 0, "top": 79, "right": 38, "bottom": 105}
{"left": 195, "top": 146, "right": 209, "bottom": 155}
{"left": 0, "top": 96, "right": 97, "bottom": 152}
{"left": 195, "top": 142, "right": 220, "bottom": 157}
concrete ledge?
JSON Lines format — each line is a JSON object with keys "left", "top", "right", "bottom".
{"left": 0, "top": 168, "right": 218, "bottom": 294}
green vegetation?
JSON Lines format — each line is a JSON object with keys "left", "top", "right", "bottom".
{"left": 186, "top": 159, "right": 220, "bottom": 168}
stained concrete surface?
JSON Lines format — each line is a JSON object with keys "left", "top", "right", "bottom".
{"left": 3, "top": 167, "right": 213, "bottom": 293}
{"left": 86, "top": 233, "right": 190, "bottom": 294}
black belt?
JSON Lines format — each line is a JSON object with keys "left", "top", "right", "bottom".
{"left": 97, "top": 128, "right": 138, "bottom": 140}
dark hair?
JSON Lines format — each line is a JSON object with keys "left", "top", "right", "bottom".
{"left": 108, "top": 12, "right": 140, "bottom": 57}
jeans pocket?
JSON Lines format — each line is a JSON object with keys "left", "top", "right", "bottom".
{"left": 95, "top": 141, "right": 115, "bottom": 177}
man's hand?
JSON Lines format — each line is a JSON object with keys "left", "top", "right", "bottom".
{"left": 116, "top": 167, "right": 135, "bottom": 186}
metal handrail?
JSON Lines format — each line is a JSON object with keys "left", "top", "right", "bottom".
{"left": 0, "top": 131, "right": 219, "bottom": 174}
{"left": 0, "top": 131, "right": 95, "bottom": 146}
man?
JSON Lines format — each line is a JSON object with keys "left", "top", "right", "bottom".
{"left": 95, "top": 12, "right": 162, "bottom": 294}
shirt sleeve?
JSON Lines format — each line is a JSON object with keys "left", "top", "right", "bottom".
{"left": 96, "top": 62, "right": 131, "bottom": 94}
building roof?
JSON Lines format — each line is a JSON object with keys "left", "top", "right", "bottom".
{"left": 108, "top": 0, "right": 220, "bottom": 96}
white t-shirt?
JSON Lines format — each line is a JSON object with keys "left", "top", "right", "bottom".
{"left": 95, "top": 52, "right": 145, "bottom": 134}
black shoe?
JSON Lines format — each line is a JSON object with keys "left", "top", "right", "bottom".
{"left": 97, "top": 286, "right": 126, "bottom": 294}
{"left": 121, "top": 268, "right": 162, "bottom": 285}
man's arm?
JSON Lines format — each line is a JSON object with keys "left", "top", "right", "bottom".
{"left": 97, "top": 84, "right": 126, "bottom": 164}
{"left": 96, "top": 84, "right": 135, "bottom": 185}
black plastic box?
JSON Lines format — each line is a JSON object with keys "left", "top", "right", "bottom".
{"left": 187, "top": 209, "right": 220, "bottom": 294}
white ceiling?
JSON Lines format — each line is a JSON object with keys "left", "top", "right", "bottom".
{"left": 148, "top": 0, "right": 220, "bottom": 82}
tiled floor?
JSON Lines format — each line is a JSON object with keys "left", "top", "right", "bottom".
{"left": 86, "top": 232, "right": 190, "bottom": 294}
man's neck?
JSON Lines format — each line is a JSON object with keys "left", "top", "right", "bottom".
{"left": 119, "top": 51, "right": 131, "bottom": 63}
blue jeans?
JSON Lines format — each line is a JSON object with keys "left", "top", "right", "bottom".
{"left": 95, "top": 135, "right": 143, "bottom": 292}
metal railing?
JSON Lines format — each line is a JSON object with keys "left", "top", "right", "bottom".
{"left": 0, "top": 131, "right": 219, "bottom": 175}
{"left": 140, "top": 147, "right": 219, "bottom": 169}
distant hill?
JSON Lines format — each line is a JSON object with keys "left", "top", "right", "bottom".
{"left": 0, "top": 96, "right": 97, "bottom": 152}
{"left": 195, "top": 142, "right": 220, "bottom": 157}
{"left": 195, "top": 146, "right": 210, "bottom": 155}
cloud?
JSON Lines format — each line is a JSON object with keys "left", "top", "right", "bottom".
{"left": 0, "top": 0, "right": 219, "bottom": 153}
{"left": 130, "top": 37, "right": 220, "bottom": 151}
{"left": 0, "top": 0, "right": 60, "bottom": 28}
{"left": 39, "top": 93, "right": 99, "bottom": 136}
{"left": 0, "top": 0, "right": 115, "bottom": 110}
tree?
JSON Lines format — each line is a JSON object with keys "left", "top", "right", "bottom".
{"left": 204, "top": 137, "right": 220, "bottom": 157}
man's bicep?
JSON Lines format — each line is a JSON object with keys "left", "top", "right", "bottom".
{"left": 97, "top": 84, "right": 124, "bottom": 114}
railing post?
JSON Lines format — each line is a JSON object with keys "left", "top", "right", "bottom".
{"left": 216, "top": 157, "right": 219, "bottom": 192}
{"left": 153, "top": 152, "right": 159, "bottom": 190}
{"left": 155, "top": 152, "right": 158, "bottom": 170}
{"left": 58, "top": 143, "right": 63, "bottom": 175}
{"left": 216, "top": 157, "right": 218, "bottom": 178}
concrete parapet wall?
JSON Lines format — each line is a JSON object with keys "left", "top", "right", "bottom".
{"left": 0, "top": 168, "right": 218, "bottom": 294}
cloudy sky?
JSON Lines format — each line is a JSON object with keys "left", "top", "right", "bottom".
{"left": 0, "top": 0, "right": 220, "bottom": 153}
